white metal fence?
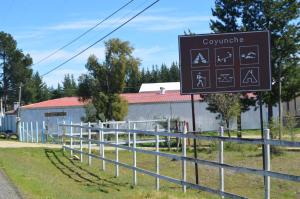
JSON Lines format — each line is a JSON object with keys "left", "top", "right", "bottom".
{"left": 60, "top": 122, "right": 300, "bottom": 199}
{"left": 18, "top": 119, "right": 171, "bottom": 144}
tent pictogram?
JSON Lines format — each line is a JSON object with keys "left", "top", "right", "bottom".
{"left": 193, "top": 52, "right": 208, "bottom": 64}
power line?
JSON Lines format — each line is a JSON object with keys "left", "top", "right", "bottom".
{"left": 41, "top": 0, "right": 160, "bottom": 77}
{"left": 33, "top": 0, "right": 135, "bottom": 66}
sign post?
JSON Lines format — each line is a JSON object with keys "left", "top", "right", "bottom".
{"left": 179, "top": 30, "right": 271, "bottom": 187}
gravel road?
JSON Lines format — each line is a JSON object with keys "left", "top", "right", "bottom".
{"left": 0, "top": 170, "right": 22, "bottom": 199}
{"left": 0, "top": 141, "right": 61, "bottom": 148}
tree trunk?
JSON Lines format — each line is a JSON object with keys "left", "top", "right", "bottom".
{"left": 3, "top": 54, "right": 8, "bottom": 111}
{"left": 237, "top": 111, "right": 242, "bottom": 138}
{"left": 226, "top": 120, "right": 231, "bottom": 137}
{"left": 267, "top": 104, "right": 273, "bottom": 123}
{"left": 294, "top": 97, "right": 297, "bottom": 116}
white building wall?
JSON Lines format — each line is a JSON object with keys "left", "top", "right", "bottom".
{"left": 0, "top": 114, "right": 16, "bottom": 132}
{"left": 0, "top": 103, "right": 278, "bottom": 133}
{"left": 126, "top": 102, "right": 223, "bottom": 131}
{"left": 126, "top": 102, "right": 278, "bottom": 131}
{"left": 19, "top": 106, "right": 85, "bottom": 133}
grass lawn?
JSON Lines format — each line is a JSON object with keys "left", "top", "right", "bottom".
{"left": 0, "top": 145, "right": 299, "bottom": 199}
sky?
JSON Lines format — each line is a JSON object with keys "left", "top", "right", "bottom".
{"left": 1, "top": 0, "right": 215, "bottom": 87}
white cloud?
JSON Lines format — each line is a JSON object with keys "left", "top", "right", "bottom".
{"left": 30, "top": 46, "right": 105, "bottom": 66}
{"left": 133, "top": 45, "right": 177, "bottom": 68}
{"left": 133, "top": 46, "right": 164, "bottom": 60}
{"left": 31, "top": 46, "right": 106, "bottom": 87}
{"left": 42, "top": 15, "right": 214, "bottom": 32}
{"left": 43, "top": 68, "right": 86, "bottom": 87}
{"left": 131, "top": 15, "right": 215, "bottom": 31}
{"left": 47, "top": 20, "right": 100, "bottom": 30}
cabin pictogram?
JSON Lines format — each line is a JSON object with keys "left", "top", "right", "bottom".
{"left": 242, "top": 69, "right": 258, "bottom": 84}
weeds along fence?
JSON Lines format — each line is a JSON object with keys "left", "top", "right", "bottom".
{"left": 60, "top": 123, "right": 300, "bottom": 199}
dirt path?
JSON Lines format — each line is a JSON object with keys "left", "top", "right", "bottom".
{"left": 0, "top": 141, "right": 61, "bottom": 148}
{"left": 0, "top": 170, "right": 22, "bottom": 199}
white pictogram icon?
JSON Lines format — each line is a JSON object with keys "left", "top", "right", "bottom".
{"left": 217, "top": 51, "right": 232, "bottom": 64}
{"left": 243, "top": 69, "right": 258, "bottom": 84}
{"left": 193, "top": 52, "right": 208, "bottom": 64}
{"left": 196, "top": 72, "right": 207, "bottom": 88}
{"left": 217, "top": 74, "right": 233, "bottom": 83}
{"left": 241, "top": 51, "right": 256, "bottom": 60}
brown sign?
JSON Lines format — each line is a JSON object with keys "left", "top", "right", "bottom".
{"left": 178, "top": 31, "right": 271, "bottom": 94}
{"left": 45, "top": 112, "right": 67, "bottom": 117}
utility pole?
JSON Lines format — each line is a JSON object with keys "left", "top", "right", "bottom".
{"left": 278, "top": 63, "right": 282, "bottom": 140}
{"left": 16, "top": 83, "right": 22, "bottom": 136}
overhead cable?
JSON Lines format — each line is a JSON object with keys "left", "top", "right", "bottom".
{"left": 33, "top": 0, "right": 135, "bottom": 66}
{"left": 41, "top": 0, "right": 160, "bottom": 77}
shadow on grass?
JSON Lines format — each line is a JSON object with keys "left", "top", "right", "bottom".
{"left": 44, "top": 149, "right": 128, "bottom": 193}
{"left": 61, "top": 151, "right": 126, "bottom": 188}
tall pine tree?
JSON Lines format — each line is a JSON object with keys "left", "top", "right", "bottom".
{"left": 0, "top": 31, "right": 33, "bottom": 110}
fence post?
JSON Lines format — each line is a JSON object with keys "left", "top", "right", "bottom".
{"left": 42, "top": 121, "right": 45, "bottom": 143}
{"left": 80, "top": 122, "right": 83, "bottom": 163}
{"left": 167, "top": 117, "right": 171, "bottom": 150}
{"left": 70, "top": 121, "right": 73, "bottom": 156}
{"left": 264, "top": 129, "right": 271, "bottom": 199}
{"left": 30, "top": 122, "right": 33, "bottom": 143}
{"left": 22, "top": 122, "right": 25, "bottom": 142}
{"left": 62, "top": 121, "right": 65, "bottom": 151}
{"left": 182, "top": 122, "right": 187, "bottom": 192}
{"left": 26, "top": 122, "right": 29, "bottom": 142}
{"left": 18, "top": 121, "right": 22, "bottom": 142}
{"left": 219, "top": 126, "right": 224, "bottom": 198}
{"left": 18, "top": 122, "right": 22, "bottom": 142}
{"left": 115, "top": 123, "right": 119, "bottom": 177}
{"left": 155, "top": 124, "right": 160, "bottom": 191}
{"left": 101, "top": 123, "right": 105, "bottom": 171}
{"left": 128, "top": 121, "right": 131, "bottom": 147}
{"left": 133, "top": 123, "right": 137, "bottom": 186}
{"left": 88, "top": 122, "right": 92, "bottom": 166}
{"left": 98, "top": 122, "right": 103, "bottom": 169}
{"left": 36, "top": 121, "right": 39, "bottom": 143}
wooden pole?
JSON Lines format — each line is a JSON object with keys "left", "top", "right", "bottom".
{"left": 191, "top": 94, "right": 199, "bottom": 184}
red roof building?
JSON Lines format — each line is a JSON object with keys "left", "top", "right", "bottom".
{"left": 21, "top": 97, "right": 86, "bottom": 109}
{"left": 121, "top": 91, "right": 203, "bottom": 104}
{"left": 20, "top": 91, "right": 204, "bottom": 109}
{"left": 20, "top": 91, "right": 255, "bottom": 109}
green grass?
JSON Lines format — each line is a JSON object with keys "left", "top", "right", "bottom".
{"left": 0, "top": 146, "right": 299, "bottom": 199}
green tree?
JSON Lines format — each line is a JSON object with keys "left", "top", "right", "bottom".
{"left": 50, "top": 83, "right": 63, "bottom": 99}
{"left": 160, "top": 63, "right": 170, "bottom": 82}
{"left": 124, "top": 57, "right": 141, "bottom": 93}
{"left": 0, "top": 31, "right": 33, "bottom": 110}
{"left": 81, "top": 103, "right": 99, "bottom": 122}
{"left": 210, "top": 0, "right": 241, "bottom": 33}
{"left": 210, "top": 0, "right": 252, "bottom": 135}
{"left": 281, "top": 62, "right": 300, "bottom": 113}
{"left": 206, "top": 94, "right": 241, "bottom": 137}
{"left": 23, "top": 72, "right": 50, "bottom": 103}
{"left": 241, "top": 0, "right": 299, "bottom": 127}
{"left": 169, "top": 62, "right": 180, "bottom": 82}
{"left": 78, "top": 38, "right": 139, "bottom": 121}
{"left": 62, "top": 74, "right": 77, "bottom": 97}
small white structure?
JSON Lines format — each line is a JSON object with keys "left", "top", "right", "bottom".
{"left": 139, "top": 82, "right": 180, "bottom": 93}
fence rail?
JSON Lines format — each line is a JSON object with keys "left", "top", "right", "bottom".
{"left": 60, "top": 123, "right": 300, "bottom": 199}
